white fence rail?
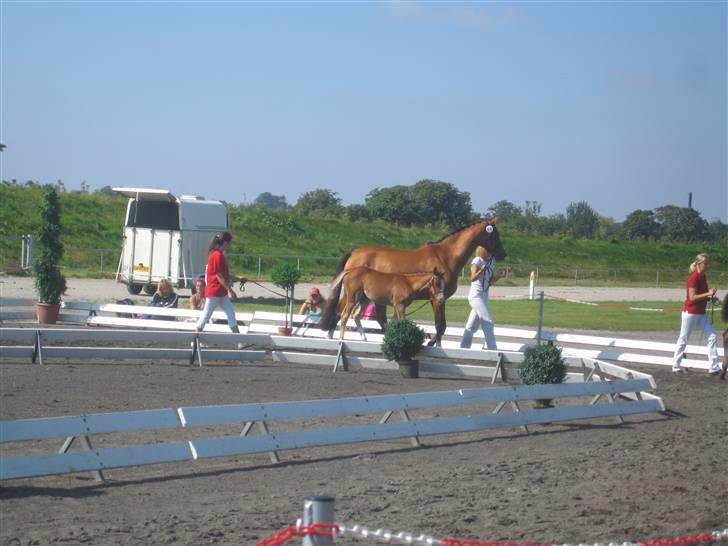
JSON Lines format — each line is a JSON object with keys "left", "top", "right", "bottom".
{"left": 1, "top": 297, "right": 721, "bottom": 370}
{"left": 1, "top": 377, "right": 662, "bottom": 481}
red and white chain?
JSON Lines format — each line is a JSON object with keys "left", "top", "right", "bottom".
{"left": 255, "top": 525, "right": 728, "bottom": 546}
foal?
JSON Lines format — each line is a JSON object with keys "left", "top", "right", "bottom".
{"left": 332, "top": 267, "right": 445, "bottom": 341}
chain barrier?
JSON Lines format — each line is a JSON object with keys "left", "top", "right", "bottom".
{"left": 254, "top": 525, "right": 728, "bottom": 546}
{"left": 337, "top": 523, "right": 440, "bottom": 546}
{"left": 255, "top": 523, "right": 339, "bottom": 546}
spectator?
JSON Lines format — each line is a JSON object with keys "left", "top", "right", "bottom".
{"left": 143, "top": 278, "right": 178, "bottom": 320}
{"left": 299, "top": 287, "right": 326, "bottom": 323}
{"left": 189, "top": 276, "right": 206, "bottom": 311}
{"left": 671, "top": 253, "right": 721, "bottom": 375}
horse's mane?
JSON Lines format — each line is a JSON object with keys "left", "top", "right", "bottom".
{"left": 430, "top": 218, "right": 491, "bottom": 244}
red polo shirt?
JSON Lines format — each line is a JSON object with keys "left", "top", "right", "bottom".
{"left": 205, "top": 249, "right": 230, "bottom": 298}
{"left": 683, "top": 271, "right": 708, "bottom": 315}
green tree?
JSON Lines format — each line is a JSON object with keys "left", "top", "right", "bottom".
{"left": 622, "top": 209, "right": 660, "bottom": 240}
{"left": 566, "top": 201, "right": 599, "bottom": 239}
{"left": 365, "top": 185, "right": 416, "bottom": 225}
{"left": 487, "top": 200, "right": 523, "bottom": 223}
{"left": 654, "top": 205, "right": 708, "bottom": 242}
{"left": 293, "top": 188, "right": 344, "bottom": 217}
{"left": 33, "top": 185, "right": 67, "bottom": 304}
{"left": 254, "top": 192, "right": 288, "bottom": 210}
{"left": 410, "top": 179, "right": 473, "bottom": 228}
{"left": 346, "top": 204, "right": 371, "bottom": 222}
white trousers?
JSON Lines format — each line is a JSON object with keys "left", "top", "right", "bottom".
{"left": 672, "top": 311, "right": 720, "bottom": 372}
{"left": 460, "top": 293, "right": 497, "bottom": 350}
{"left": 195, "top": 295, "right": 238, "bottom": 331}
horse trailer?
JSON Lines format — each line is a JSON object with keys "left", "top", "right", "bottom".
{"left": 114, "top": 187, "right": 228, "bottom": 295}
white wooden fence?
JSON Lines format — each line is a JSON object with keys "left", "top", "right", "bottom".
{"left": 1, "top": 297, "right": 722, "bottom": 370}
{"left": 0, "top": 378, "right": 663, "bottom": 482}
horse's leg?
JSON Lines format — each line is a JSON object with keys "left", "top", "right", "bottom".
{"left": 339, "top": 301, "right": 354, "bottom": 341}
{"left": 375, "top": 304, "right": 387, "bottom": 332}
{"left": 393, "top": 302, "right": 405, "bottom": 320}
{"left": 355, "top": 294, "right": 368, "bottom": 341}
{"left": 429, "top": 299, "right": 445, "bottom": 347}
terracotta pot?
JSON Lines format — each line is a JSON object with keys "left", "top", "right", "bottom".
{"left": 397, "top": 359, "right": 419, "bottom": 379}
{"left": 36, "top": 302, "right": 61, "bottom": 324}
{"left": 277, "top": 326, "right": 293, "bottom": 336}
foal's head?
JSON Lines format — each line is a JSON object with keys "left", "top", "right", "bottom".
{"left": 429, "top": 268, "right": 446, "bottom": 304}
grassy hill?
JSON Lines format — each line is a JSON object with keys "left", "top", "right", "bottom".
{"left": 1, "top": 183, "right": 726, "bottom": 286}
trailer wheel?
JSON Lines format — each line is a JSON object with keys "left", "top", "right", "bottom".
{"left": 143, "top": 284, "right": 156, "bottom": 296}
{"left": 127, "top": 283, "right": 143, "bottom": 295}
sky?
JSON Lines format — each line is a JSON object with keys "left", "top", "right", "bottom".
{"left": 1, "top": 1, "right": 726, "bottom": 223}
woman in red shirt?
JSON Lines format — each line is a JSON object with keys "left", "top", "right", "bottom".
{"left": 671, "top": 253, "right": 720, "bottom": 375}
{"left": 195, "top": 232, "right": 247, "bottom": 333}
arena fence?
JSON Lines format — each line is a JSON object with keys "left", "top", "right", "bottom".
{"left": 1, "top": 297, "right": 722, "bottom": 370}
{"left": 0, "top": 359, "right": 662, "bottom": 481}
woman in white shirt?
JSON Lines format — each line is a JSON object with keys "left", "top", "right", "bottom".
{"left": 460, "top": 245, "right": 506, "bottom": 350}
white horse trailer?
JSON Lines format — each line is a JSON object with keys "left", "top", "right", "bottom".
{"left": 114, "top": 188, "right": 228, "bottom": 295}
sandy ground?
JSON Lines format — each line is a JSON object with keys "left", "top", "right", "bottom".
{"left": 0, "top": 275, "right": 687, "bottom": 304}
{"left": 1, "top": 277, "right": 726, "bottom": 545}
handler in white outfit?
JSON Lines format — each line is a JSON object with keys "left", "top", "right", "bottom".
{"left": 460, "top": 244, "right": 506, "bottom": 350}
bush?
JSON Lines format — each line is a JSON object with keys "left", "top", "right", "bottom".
{"left": 270, "top": 263, "right": 301, "bottom": 329}
{"left": 519, "top": 343, "right": 567, "bottom": 408}
{"left": 270, "top": 263, "right": 301, "bottom": 289}
{"left": 381, "top": 319, "right": 426, "bottom": 362}
{"left": 33, "top": 186, "right": 67, "bottom": 304}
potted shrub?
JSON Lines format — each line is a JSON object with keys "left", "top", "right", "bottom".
{"left": 33, "top": 185, "right": 67, "bottom": 324}
{"left": 270, "top": 262, "right": 301, "bottom": 335}
{"left": 519, "top": 343, "right": 567, "bottom": 408}
{"left": 381, "top": 318, "right": 426, "bottom": 378}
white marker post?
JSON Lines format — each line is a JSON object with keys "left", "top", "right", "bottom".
{"left": 529, "top": 271, "right": 535, "bottom": 300}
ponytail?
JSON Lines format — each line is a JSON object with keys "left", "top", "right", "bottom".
{"left": 208, "top": 231, "right": 232, "bottom": 253}
{"left": 689, "top": 253, "right": 709, "bottom": 273}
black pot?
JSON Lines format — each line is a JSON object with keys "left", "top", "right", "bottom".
{"left": 397, "top": 359, "right": 419, "bottom": 379}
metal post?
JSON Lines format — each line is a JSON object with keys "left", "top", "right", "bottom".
{"left": 536, "top": 291, "right": 545, "bottom": 345}
{"left": 258, "top": 256, "right": 262, "bottom": 278}
{"left": 297, "top": 256, "right": 301, "bottom": 270}
{"left": 100, "top": 250, "right": 104, "bottom": 273}
{"left": 302, "top": 496, "right": 335, "bottom": 546}
{"left": 656, "top": 271, "right": 659, "bottom": 288}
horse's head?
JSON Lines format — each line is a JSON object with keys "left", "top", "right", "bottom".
{"left": 430, "top": 267, "right": 446, "bottom": 305}
{"left": 477, "top": 217, "right": 507, "bottom": 260}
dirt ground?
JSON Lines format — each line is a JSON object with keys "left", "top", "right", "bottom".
{"left": 1, "top": 277, "right": 726, "bottom": 545}
{"left": 1, "top": 345, "right": 727, "bottom": 546}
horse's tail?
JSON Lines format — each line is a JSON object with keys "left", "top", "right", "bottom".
{"left": 722, "top": 293, "right": 728, "bottom": 323}
{"left": 319, "top": 252, "right": 351, "bottom": 331}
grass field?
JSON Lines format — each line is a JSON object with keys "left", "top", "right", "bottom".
{"left": 233, "top": 297, "right": 724, "bottom": 332}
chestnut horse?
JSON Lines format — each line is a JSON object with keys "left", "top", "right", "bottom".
{"left": 333, "top": 267, "right": 445, "bottom": 341}
{"left": 320, "top": 217, "right": 506, "bottom": 345}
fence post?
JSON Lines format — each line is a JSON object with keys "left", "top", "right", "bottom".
{"left": 302, "top": 496, "right": 335, "bottom": 546}
{"left": 656, "top": 271, "right": 659, "bottom": 288}
{"left": 529, "top": 271, "right": 535, "bottom": 300}
{"left": 100, "top": 250, "right": 104, "bottom": 273}
{"left": 258, "top": 256, "right": 262, "bottom": 279}
{"left": 536, "top": 291, "right": 545, "bottom": 345}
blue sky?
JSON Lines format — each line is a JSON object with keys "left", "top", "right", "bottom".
{"left": 1, "top": 1, "right": 726, "bottom": 222}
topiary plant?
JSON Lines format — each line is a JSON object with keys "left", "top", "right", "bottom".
{"left": 33, "top": 185, "right": 67, "bottom": 305}
{"left": 381, "top": 318, "right": 426, "bottom": 363}
{"left": 271, "top": 263, "right": 301, "bottom": 329}
{"left": 519, "top": 343, "right": 567, "bottom": 408}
